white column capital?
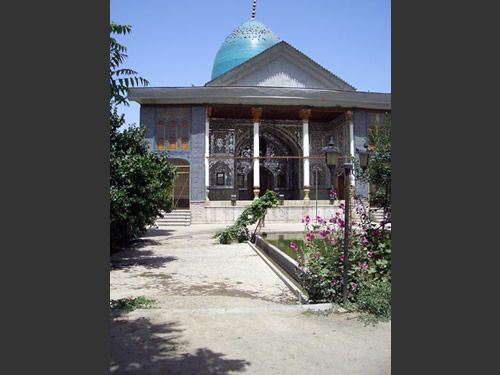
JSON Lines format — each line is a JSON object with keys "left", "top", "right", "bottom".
{"left": 251, "top": 107, "right": 262, "bottom": 122}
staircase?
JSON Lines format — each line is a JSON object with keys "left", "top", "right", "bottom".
{"left": 369, "top": 207, "right": 386, "bottom": 224}
{"left": 156, "top": 210, "right": 191, "bottom": 227}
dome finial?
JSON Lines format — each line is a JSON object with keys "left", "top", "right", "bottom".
{"left": 251, "top": 0, "right": 257, "bottom": 20}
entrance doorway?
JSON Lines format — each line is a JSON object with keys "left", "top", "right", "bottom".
{"left": 337, "top": 174, "right": 345, "bottom": 200}
{"left": 247, "top": 166, "right": 274, "bottom": 198}
{"left": 171, "top": 159, "right": 190, "bottom": 209}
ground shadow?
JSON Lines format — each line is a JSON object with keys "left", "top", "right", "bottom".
{"left": 143, "top": 227, "right": 176, "bottom": 238}
{"left": 110, "top": 247, "right": 178, "bottom": 270}
{"left": 110, "top": 316, "right": 250, "bottom": 374}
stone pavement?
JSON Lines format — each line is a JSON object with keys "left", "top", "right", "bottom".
{"left": 110, "top": 223, "right": 391, "bottom": 375}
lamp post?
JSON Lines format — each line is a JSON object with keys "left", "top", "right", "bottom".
{"left": 322, "top": 137, "right": 370, "bottom": 303}
{"left": 315, "top": 168, "right": 319, "bottom": 225}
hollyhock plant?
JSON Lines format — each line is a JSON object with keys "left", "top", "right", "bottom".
{"left": 294, "top": 195, "right": 391, "bottom": 305}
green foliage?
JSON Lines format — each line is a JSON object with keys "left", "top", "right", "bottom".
{"left": 354, "top": 114, "right": 391, "bottom": 222}
{"left": 110, "top": 296, "right": 157, "bottom": 312}
{"left": 294, "top": 209, "right": 391, "bottom": 309}
{"left": 214, "top": 191, "right": 279, "bottom": 244}
{"left": 110, "top": 121, "right": 176, "bottom": 248}
{"left": 356, "top": 280, "right": 391, "bottom": 324}
{"left": 110, "top": 22, "right": 176, "bottom": 250}
{"left": 110, "top": 22, "right": 149, "bottom": 106}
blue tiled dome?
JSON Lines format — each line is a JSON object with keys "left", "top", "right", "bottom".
{"left": 211, "top": 20, "right": 280, "bottom": 80}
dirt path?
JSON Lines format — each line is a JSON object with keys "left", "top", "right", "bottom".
{"left": 110, "top": 224, "right": 391, "bottom": 374}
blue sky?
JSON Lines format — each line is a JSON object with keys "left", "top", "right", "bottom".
{"left": 110, "top": 0, "right": 391, "bottom": 127}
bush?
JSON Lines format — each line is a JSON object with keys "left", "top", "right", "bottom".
{"left": 214, "top": 191, "right": 278, "bottom": 244}
{"left": 356, "top": 280, "right": 391, "bottom": 322}
{"left": 110, "top": 296, "right": 157, "bottom": 312}
{"left": 293, "top": 205, "right": 391, "bottom": 307}
{"left": 110, "top": 114, "right": 176, "bottom": 250}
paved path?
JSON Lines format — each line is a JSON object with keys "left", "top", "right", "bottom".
{"left": 110, "top": 224, "right": 391, "bottom": 375}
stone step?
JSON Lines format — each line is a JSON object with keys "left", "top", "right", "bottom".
{"left": 156, "top": 210, "right": 191, "bottom": 226}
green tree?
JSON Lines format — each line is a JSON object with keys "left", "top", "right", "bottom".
{"left": 354, "top": 114, "right": 391, "bottom": 224}
{"left": 110, "top": 22, "right": 176, "bottom": 250}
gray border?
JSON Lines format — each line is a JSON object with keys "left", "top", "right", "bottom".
{"left": 1, "top": 1, "right": 109, "bottom": 373}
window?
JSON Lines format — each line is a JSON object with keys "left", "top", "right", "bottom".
{"left": 216, "top": 172, "right": 225, "bottom": 186}
{"left": 237, "top": 174, "right": 245, "bottom": 188}
{"left": 180, "top": 121, "right": 189, "bottom": 150}
{"left": 156, "top": 123, "right": 165, "bottom": 151}
{"left": 277, "top": 174, "right": 286, "bottom": 188}
{"left": 167, "top": 122, "right": 177, "bottom": 150}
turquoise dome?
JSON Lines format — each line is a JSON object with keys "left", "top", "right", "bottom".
{"left": 211, "top": 20, "right": 280, "bottom": 80}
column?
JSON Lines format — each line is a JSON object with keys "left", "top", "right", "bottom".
{"left": 252, "top": 107, "right": 262, "bottom": 200}
{"left": 205, "top": 107, "right": 212, "bottom": 201}
{"left": 346, "top": 110, "right": 355, "bottom": 187}
{"left": 300, "top": 109, "right": 311, "bottom": 200}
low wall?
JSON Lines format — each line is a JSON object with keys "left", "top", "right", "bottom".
{"left": 190, "top": 200, "right": 345, "bottom": 224}
{"left": 254, "top": 235, "right": 301, "bottom": 283}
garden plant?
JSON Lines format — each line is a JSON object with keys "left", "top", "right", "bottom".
{"left": 214, "top": 191, "right": 279, "bottom": 244}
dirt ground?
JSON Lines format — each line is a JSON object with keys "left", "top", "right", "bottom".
{"left": 110, "top": 224, "right": 391, "bottom": 374}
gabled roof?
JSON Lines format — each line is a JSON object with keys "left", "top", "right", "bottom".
{"left": 205, "top": 41, "right": 356, "bottom": 91}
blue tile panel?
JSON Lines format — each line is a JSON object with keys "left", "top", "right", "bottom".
{"left": 353, "top": 110, "right": 369, "bottom": 199}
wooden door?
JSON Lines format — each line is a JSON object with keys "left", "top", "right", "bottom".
{"left": 337, "top": 175, "right": 345, "bottom": 200}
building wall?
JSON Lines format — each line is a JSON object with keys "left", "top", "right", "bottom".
{"left": 353, "top": 109, "right": 369, "bottom": 199}
{"left": 140, "top": 105, "right": 207, "bottom": 203}
{"left": 190, "top": 106, "right": 206, "bottom": 201}
{"left": 140, "top": 106, "right": 156, "bottom": 150}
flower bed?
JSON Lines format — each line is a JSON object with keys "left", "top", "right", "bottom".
{"left": 290, "top": 202, "right": 391, "bottom": 319}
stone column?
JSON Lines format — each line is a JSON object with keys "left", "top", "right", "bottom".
{"left": 252, "top": 107, "right": 262, "bottom": 200}
{"left": 300, "top": 109, "right": 311, "bottom": 200}
{"left": 205, "top": 107, "right": 212, "bottom": 201}
{"left": 346, "top": 110, "right": 355, "bottom": 187}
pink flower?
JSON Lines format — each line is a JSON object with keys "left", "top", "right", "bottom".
{"left": 362, "top": 237, "right": 369, "bottom": 245}
{"left": 351, "top": 282, "right": 358, "bottom": 290}
{"left": 303, "top": 267, "right": 310, "bottom": 273}
{"left": 339, "top": 255, "right": 345, "bottom": 262}
{"left": 367, "top": 251, "right": 373, "bottom": 258}
{"left": 319, "top": 229, "right": 329, "bottom": 238}
{"left": 331, "top": 278, "right": 337, "bottom": 285}
{"left": 306, "top": 231, "right": 315, "bottom": 241}
{"left": 359, "top": 262, "right": 369, "bottom": 270}
{"left": 290, "top": 241, "right": 298, "bottom": 250}
{"left": 304, "top": 215, "right": 311, "bottom": 224}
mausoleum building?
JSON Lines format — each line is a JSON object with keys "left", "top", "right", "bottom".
{"left": 129, "top": 9, "right": 391, "bottom": 224}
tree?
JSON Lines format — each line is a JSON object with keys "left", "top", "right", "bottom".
{"left": 354, "top": 114, "right": 391, "bottom": 225}
{"left": 110, "top": 22, "right": 176, "bottom": 250}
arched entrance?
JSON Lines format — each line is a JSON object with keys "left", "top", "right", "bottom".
{"left": 170, "top": 159, "right": 190, "bottom": 209}
{"left": 234, "top": 126, "right": 301, "bottom": 200}
{"left": 246, "top": 166, "right": 274, "bottom": 198}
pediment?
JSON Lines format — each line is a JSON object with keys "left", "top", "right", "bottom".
{"left": 206, "top": 41, "right": 355, "bottom": 91}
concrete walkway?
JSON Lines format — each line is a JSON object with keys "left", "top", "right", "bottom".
{"left": 110, "top": 224, "right": 391, "bottom": 375}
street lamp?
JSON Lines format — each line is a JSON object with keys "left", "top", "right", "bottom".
{"left": 356, "top": 143, "right": 371, "bottom": 171}
{"left": 322, "top": 137, "right": 352, "bottom": 303}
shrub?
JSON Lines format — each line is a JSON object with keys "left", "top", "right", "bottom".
{"left": 356, "top": 280, "right": 391, "bottom": 322}
{"left": 110, "top": 119, "right": 176, "bottom": 250}
{"left": 214, "top": 191, "right": 278, "bottom": 244}
{"left": 110, "top": 296, "right": 157, "bottom": 312}
{"left": 293, "top": 204, "right": 391, "bottom": 307}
